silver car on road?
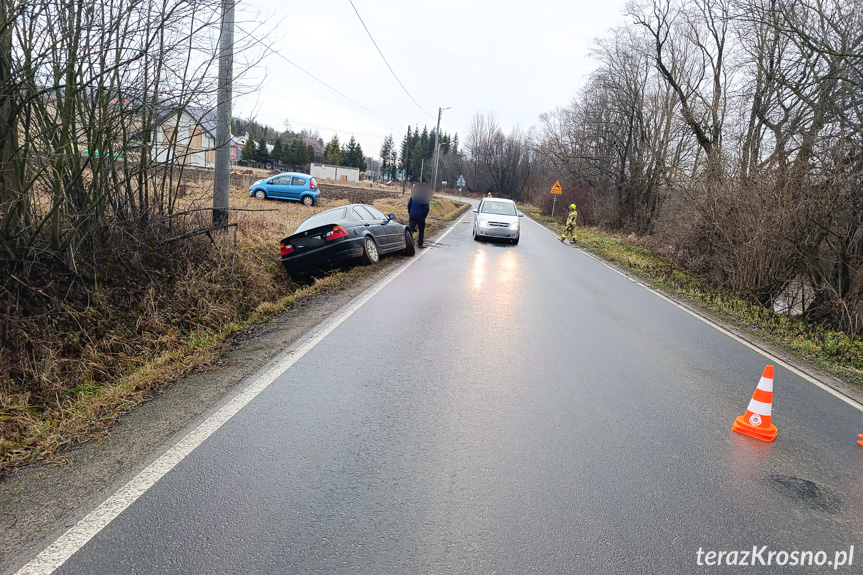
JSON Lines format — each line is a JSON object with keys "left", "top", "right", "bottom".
{"left": 473, "top": 197, "right": 524, "bottom": 244}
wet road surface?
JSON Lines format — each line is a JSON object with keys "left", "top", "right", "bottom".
{"left": 26, "top": 200, "right": 863, "bottom": 573}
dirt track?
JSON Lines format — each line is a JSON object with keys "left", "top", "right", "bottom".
{"left": 317, "top": 183, "right": 402, "bottom": 203}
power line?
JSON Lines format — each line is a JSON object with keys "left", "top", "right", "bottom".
{"left": 348, "top": 0, "right": 434, "bottom": 118}
{"left": 236, "top": 25, "right": 403, "bottom": 128}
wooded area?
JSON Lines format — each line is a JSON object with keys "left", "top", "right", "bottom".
{"left": 378, "top": 125, "right": 458, "bottom": 181}
{"left": 404, "top": 0, "right": 863, "bottom": 338}
{"left": 0, "top": 0, "right": 255, "bottom": 420}
{"left": 543, "top": 0, "right": 863, "bottom": 336}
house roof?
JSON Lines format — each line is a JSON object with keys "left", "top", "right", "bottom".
{"left": 184, "top": 105, "right": 217, "bottom": 139}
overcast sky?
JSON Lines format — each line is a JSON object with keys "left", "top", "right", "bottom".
{"left": 233, "top": 0, "right": 631, "bottom": 158}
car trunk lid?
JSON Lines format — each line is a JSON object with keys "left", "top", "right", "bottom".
{"left": 282, "top": 224, "right": 340, "bottom": 252}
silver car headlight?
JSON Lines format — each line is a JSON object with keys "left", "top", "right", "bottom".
{"left": 478, "top": 218, "right": 489, "bottom": 227}
{"left": 509, "top": 221, "right": 519, "bottom": 230}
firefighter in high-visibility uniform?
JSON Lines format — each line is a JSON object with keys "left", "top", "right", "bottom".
{"left": 487, "top": 192, "right": 493, "bottom": 198}
{"left": 560, "top": 203, "right": 578, "bottom": 243}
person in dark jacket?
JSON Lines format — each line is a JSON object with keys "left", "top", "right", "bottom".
{"left": 407, "top": 184, "right": 431, "bottom": 248}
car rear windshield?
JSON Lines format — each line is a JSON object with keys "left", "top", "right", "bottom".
{"left": 480, "top": 201, "right": 517, "bottom": 216}
{"left": 295, "top": 208, "right": 347, "bottom": 233}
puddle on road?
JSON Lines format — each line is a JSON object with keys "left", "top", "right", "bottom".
{"left": 769, "top": 474, "right": 840, "bottom": 513}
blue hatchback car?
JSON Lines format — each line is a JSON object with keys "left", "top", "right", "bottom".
{"left": 249, "top": 172, "right": 320, "bottom": 206}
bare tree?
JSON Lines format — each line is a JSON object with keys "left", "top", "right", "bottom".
{"left": 534, "top": 0, "right": 863, "bottom": 334}
{"left": 631, "top": 0, "right": 730, "bottom": 178}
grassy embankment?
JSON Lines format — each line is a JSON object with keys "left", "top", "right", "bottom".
{"left": 0, "top": 178, "right": 468, "bottom": 474}
{"left": 522, "top": 205, "right": 863, "bottom": 387}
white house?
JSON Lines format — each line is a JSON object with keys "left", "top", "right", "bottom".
{"left": 310, "top": 163, "right": 360, "bottom": 182}
{"left": 154, "top": 105, "right": 217, "bottom": 169}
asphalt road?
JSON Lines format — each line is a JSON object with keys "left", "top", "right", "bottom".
{"left": 24, "top": 200, "right": 863, "bottom": 573}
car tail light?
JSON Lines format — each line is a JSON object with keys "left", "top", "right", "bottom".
{"left": 309, "top": 179, "right": 316, "bottom": 190}
{"left": 280, "top": 243, "right": 294, "bottom": 256}
{"left": 325, "top": 226, "right": 349, "bottom": 241}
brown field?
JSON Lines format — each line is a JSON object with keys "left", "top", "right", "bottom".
{"left": 176, "top": 177, "right": 456, "bottom": 246}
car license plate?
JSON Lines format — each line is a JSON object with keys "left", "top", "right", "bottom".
{"left": 294, "top": 237, "right": 325, "bottom": 249}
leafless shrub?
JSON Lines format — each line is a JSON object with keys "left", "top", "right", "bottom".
{"left": 534, "top": 0, "right": 863, "bottom": 335}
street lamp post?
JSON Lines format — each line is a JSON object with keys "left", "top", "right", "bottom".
{"left": 431, "top": 106, "right": 451, "bottom": 194}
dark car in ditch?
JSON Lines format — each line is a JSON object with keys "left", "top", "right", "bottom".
{"left": 279, "top": 203, "right": 415, "bottom": 279}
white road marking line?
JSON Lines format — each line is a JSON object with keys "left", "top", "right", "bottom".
{"left": 523, "top": 216, "right": 863, "bottom": 414}
{"left": 15, "top": 212, "right": 470, "bottom": 575}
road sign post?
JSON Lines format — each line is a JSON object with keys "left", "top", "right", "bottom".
{"left": 550, "top": 180, "right": 562, "bottom": 217}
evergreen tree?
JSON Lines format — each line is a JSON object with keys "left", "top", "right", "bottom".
{"left": 342, "top": 136, "right": 354, "bottom": 168}
{"left": 292, "top": 139, "right": 309, "bottom": 167}
{"left": 388, "top": 148, "right": 398, "bottom": 180}
{"left": 354, "top": 141, "right": 365, "bottom": 170}
{"left": 419, "top": 126, "right": 431, "bottom": 161}
{"left": 242, "top": 136, "right": 256, "bottom": 164}
{"left": 255, "top": 134, "right": 269, "bottom": 163}
{"left": 440, "top": 132, "right": 451, "bottom": 155}
{"left": 340, "top": 137, "right": 353, "bottom": 168}
{"left": 300, "top": 140, "right": 311, "bottom": 166}
{"left": 342, "top": 135, "right": 365, "bottom": 170}
{"left": 411, "top": 139, "right": 427, "bottom": 181}
{"left": 282, "top": 138, "right": 297, "bottom": 168}
{"left": 399, "top": 126, "right": 412, "bottom": 180}
{"left": 452, "top": 133, "right": 459, "bottom": 155}
{"left": 270, "top": 136, "right": 284, "bottom": 168}
{"left": 281, "top": 138, "right": 295, "bottom": 167}
{"left": 380, "top": 134, "right": 394, "bottom": 179}
{"left": 323, "top": 135, "right": 341, "bottom": 165}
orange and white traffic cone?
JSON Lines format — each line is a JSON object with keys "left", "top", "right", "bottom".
{"left": 732, "top": 365, "right": 778, "bottom": 442}
{"left": 858, "top": 434, "right": 863, "bottom": 448}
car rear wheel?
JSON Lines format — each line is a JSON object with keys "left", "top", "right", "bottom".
{"left": 403, "top": 229, "right": 415, "bottom": 256}
{"left": 302, "top": 195, "right": 314, "bottom": 206}
{"left": 361, "top": 236, "right": 380, "bottom": 265}
{"left": 255, "top": 189, "right": 266, "bottom": 200}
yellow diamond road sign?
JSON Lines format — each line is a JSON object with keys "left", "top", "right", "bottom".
{"left": 551, "top": 180, "right": 562, "bottom": 194}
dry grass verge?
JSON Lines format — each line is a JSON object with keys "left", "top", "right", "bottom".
{"left": 0, "top": 181, "right": 467, "bottom": 475}
{"left": 522, "top": 205, "right": 863, "bottom": 387}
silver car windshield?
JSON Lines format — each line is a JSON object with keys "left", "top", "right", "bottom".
{"left": 480, "top": 201, "right": 517, "bottom": 216}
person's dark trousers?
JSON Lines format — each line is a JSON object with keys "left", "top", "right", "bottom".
{"left": 409, "top": 217, "right": 426, "bottom": 246}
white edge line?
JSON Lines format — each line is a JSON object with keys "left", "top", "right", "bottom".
{"left": 15, "top": 211, "right": 470, "bottom": 575}
{"left": 524, "top": 215, "right": 863, "bottom": 414}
